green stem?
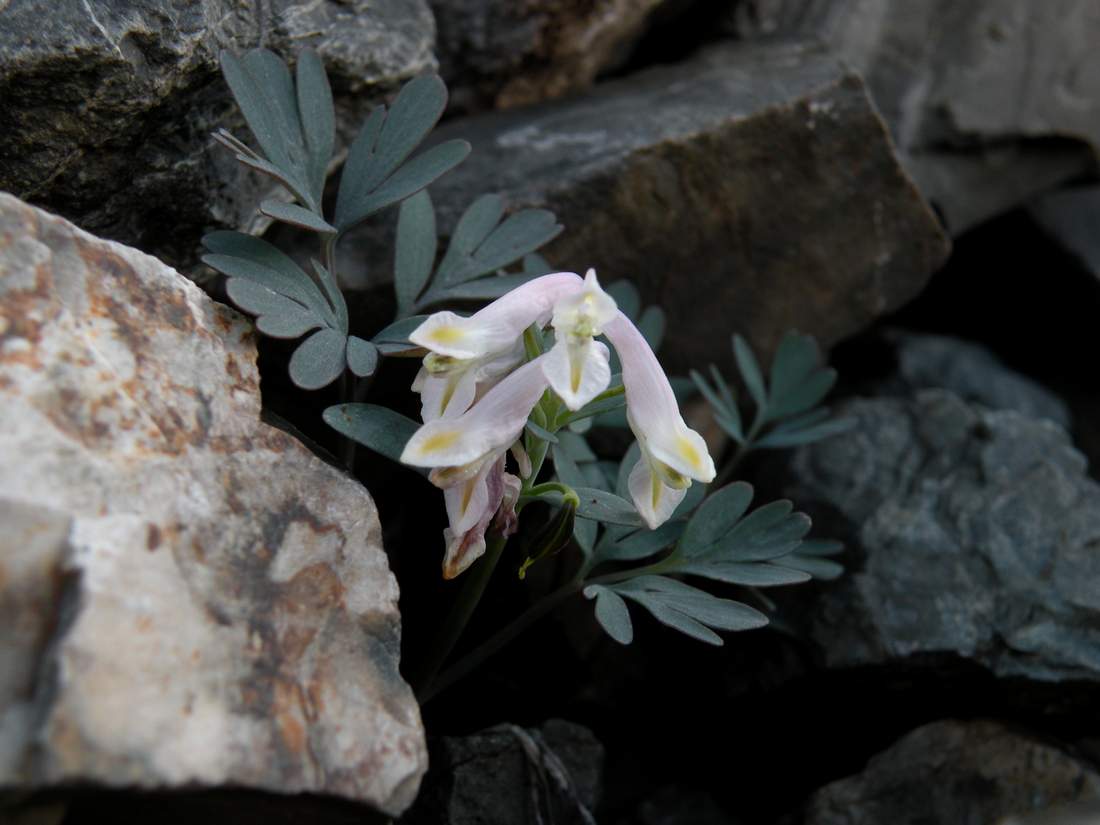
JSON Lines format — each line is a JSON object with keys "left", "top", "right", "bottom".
{"left": 415, "top": 532, "right": 510, "bottom": 699}
{"left": 712, "top": 412, "right": 766, "bottom": 487}
{"left": 419, "top": 578, "right": 583, "bottom": 704}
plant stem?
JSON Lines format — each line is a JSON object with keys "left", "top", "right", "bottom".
{"left": 419, "top": 578, "right": 583, "bottom": 704}
{"left": 415, "top": 532, "right": 510, "bottom": 699}
{"left": 712, "top": 413, "right": 765, "bottom": 487}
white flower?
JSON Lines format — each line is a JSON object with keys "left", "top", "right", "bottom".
{"left": 541, "top": 268, "right": 617, "bottom": 410}
{"left": 603, "top": 312, "right": 716, "bottom": 528}
{"left": 409, "top": 272, "right": 583, "bottom": 360}
{"left": 412, "top": 341, "right": 524, "bottom": 421}
{"left": 401, "top": 355, "right": 550, "bottom": 474}
{"left": 441, "top": 455, "right": 511, "bottom": 579}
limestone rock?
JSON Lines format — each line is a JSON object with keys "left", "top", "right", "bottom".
{"left": 883, "top": 331, "right": 1070, "bottom": 427}
{"left": 431, "top": 0, "right": 673, "bottom": 112}
{"left": 0, "top": 193, "right": 425, "bottom": 815}
{"left": 784, "top": 388, "right": 1100, "bottom": 683}
{"left": 804, "top": 720, "right": 1100, "bottom": 825}
{"left": 729, "top": 0, "right": 1100, "bottom": 232}
{"left": 401, "top": 719, "right": 603, "bottom": 824}
{"left": 347, "top": 40, "right": 948, "bottom": 371}
{"left": 0, "top": 0, "right": 436, "bottom": 270}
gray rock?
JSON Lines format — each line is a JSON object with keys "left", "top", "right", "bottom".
{"left": 785, "top": 389, "right": 1100, "bottom": 682}
{"left": 346, "top": 40, "right": 948, "bottom": 371}
{"left": 1030, "top": 186, "right": 1100, "bottom": 280}
{"left": 0, "top": 193, "right": 425, "bottom": 815}
{"left": 885, "top": 331, "right": 1070, "bottom": 427}
{"left": 805, "top": 720, "right": 1100, "bottom": 825}
{"left": 729, "top": 0, "right": 1100, "bottom": 233}
{"left": 431, "top": 0, "right": 674, "bottom": 112}
{"left": 0, "top": 0, "right": 436, "bottom": 270}
{"left": 401, "top": 719, "right": 603, "bottom": 825}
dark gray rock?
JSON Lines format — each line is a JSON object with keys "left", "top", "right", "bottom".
{"left": 401, "top": 719, "right": 603, "bottom": 825}
{"left": 785, "top": 389, "right": 1100, "bottom": 682}
{"left": 346, "top": 39, "right": 948, "bottom": 371}
{"left": 728, "top": 0, "right": 1100, "bottom": 233}
{"left": 0, "top": 0, "right": 435, "bottom": 270}
{"left": 804, "top": 720, "right": 1100, "bottom": 825}
{"left": 430, "top": 0, "right": 680, "bottom": 113}
{"left": 1030, "top": 186, "right": 1100, "bottom": 281}
{"left": 884, "top": 331, "right": 1070, "bottom": 427}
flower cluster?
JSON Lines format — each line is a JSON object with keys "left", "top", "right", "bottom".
{"left": 401, "top": 270, "right": 715, "bottom": 578}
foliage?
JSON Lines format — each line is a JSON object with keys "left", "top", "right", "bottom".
{"left": 203, "top": 46, "right": 854, "bottom": 697}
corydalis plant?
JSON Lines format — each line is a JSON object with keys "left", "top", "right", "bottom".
{"left": 204, "top": 49, "right": 471, "bottom": 389}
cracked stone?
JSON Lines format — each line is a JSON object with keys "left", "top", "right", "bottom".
{"left": 0, "top": 193, "right": 426, "bottom": 816}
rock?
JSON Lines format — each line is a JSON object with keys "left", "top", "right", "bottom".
{"left": 401, "top": 719, "right": 603, "bottom": 824}
{"left": 348, "top": 40, "right": 949, "bottom": 371}
{"left": 0, "top": 0, "right": 436, "bottom": 271}
{"left": 883, "top": 331, "right": 1070, "bottom": 427}
{"left": 784, "top": 388, "right": 1100, "bottom": 683}
{"left": 431, "top": 0, "right": 676, "bottom": 112}
{"left": 0, "top": 193, "right": 425, "bottom": 816}
{"left": 728, "top": 0, "right": 1100, "bottom": 233}
{"left": 1030, "top": 186, "right": 1100, "bottom": 280}
{"left": 804, "top": 720, "right": 1100, "bottom": 825}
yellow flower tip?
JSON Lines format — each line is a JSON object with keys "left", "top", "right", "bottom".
{"left": 429, "top": 325, "right": 466, "bottom": 345}
{"left": 420, "top": 429, "right": 462, "bottom": 454}
{"left": 677, "top": 434, "right": 704, "bottom": 471}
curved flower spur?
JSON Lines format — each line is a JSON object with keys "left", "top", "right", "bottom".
{"left": 401, "top": 269, "right": 716, "bottom": 577}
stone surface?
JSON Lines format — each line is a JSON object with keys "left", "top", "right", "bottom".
{"left": 401, "top": 719, "right": 603, "bottom": 824}
{"left": 883, "top": 331, "right": 1070, "bottom": 427}
{"left": 0, "top": 193, "right": 425, "bottom": 815}
{"left": 431, "top": 0, "right": 674, "bottom": 112}
{"left": 348, "top": 40, "right": 949, "bottom": 371}
{"left": 0, "top": 0, "right": 436, "bottom": 270}
{"left": 784, "top": 388, "right": 1100, "bottom": 683}
{"left": 1031, "top": 186, "right": 1100, "bottom": 281}
{"left": 804, "top": 720, "right": 1100, "bottom": 825}
{"left": 729, "top": 0, "right": 1100, "bottom": 233}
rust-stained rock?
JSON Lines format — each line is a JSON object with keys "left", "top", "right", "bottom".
{"left": 349, "top": 40, "right": 948, "bottom": 370}
{"left": 0, "top": 193, "right": 425, "bottom": 816}
{"left": 804, "top": 720, "right": 1100, "bottom": 825}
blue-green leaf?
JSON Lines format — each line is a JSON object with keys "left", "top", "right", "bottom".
{"left": 680, "top": 482, "right": 754, "bottom": 557}
{"left": 288, "top": 328, "right": 347, "bottom": 389}
{"left": 394, "top": 190, "right": 437, "bottom": 314}
{"left": 323, "top": 403, "right": 420, "bottom": 465}
{"left": 295, "top": 49, "right": 334, "bottom": 202}
{"left": 733, "top": 334, "right": 767, "bottom": 411}
{"left": 574, "top": 488, "right": 646, "bottom": 527}
{"left": 585, "top": 585, "right": 634, "bottom": 644}
{"left": 346, "top": 336, "right": 379, "bottom": 377}
{"left": 259, "top": 200, "right": 335, "bottom": 234}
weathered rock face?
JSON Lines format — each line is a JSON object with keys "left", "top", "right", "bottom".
{"left": 729, "top": 0, "right": 1100, "bottom": 233}
{"left": 0, "top": 0, "right": 435, "bottom": 270}
{"left": 348, "top": 40, "right": 948, "bottom": 371}
{"left": 431, "top": 0, "right": 674, "bottom": 112}
{"left": 784, "top": 388, "right": 1100, "bottom": 683}
{"left": 401, "top": 719, "right": 603, "bottom": 824}
{"left": 1031, "top": 185, "right": 1100, "bottom": 281}
{"left": 882, "top": 331, "right": 1070, "bottom": 427}
{"left": 0, "top": 193, "right": 425, "bottom": 815}
{"left": 804, "top": 720, "right": 1100, "bottom": 825}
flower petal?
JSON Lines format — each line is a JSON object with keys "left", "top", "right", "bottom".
{"left": 442, "top": 456, "right": 507, "bottom": 579}
{"left": 401, "top": 356, "right": 550, "bottom": 468}
{"left": 410, "top": 272, "right": 583, "bottom": 359}
{"left": 542, "top": 337, "right": 611, "bottom": 411}
{"left": 627, "top": 454, "right": 687, "bottom": 529}
{"left": 605, "top": 312, "right": 715, "bottom": 483}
